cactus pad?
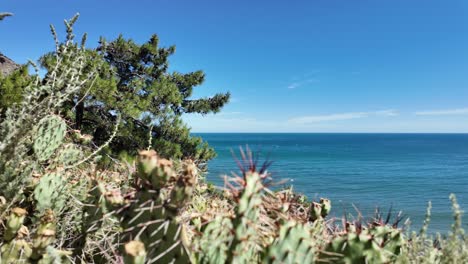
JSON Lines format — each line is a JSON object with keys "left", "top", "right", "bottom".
{"left": 33, "top": 173, "right": 67, "bottom": 213}
{"left": 33, "top": 115, "right": 67, "bottom": 161}
{"left": 262, "top": 222, "right": 316, "bottom": 263}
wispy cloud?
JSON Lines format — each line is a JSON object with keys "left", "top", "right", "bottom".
{"left": 414, "top": 108, "right": 468, "bottom": 116}
{"left": 288, "top": 109, "right": 398, "bottom": 124}
{"left": 289, "top": 112, "right": 367, "bottom": 123}
{"left": 375, "top": 109, "right": 399, "bottom": 116}
{"left": 287, "top": 78, "right": 319, "bottom": 89}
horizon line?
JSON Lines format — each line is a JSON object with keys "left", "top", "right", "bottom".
{"left": 191, "top": 132, "right": 468, "bottom": 134}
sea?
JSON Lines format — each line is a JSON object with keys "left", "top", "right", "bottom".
{"left": 196, "top": 133, "right": 468, "bottom": 233}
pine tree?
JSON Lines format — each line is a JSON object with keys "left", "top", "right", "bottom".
{"left": 40, "top": 31, "right": 229, "bottom": 163}
{"left": 0, "top": 65, "right": 32, "bottom": 115}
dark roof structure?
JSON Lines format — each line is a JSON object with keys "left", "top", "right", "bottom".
{"left": 0, "top": 53, "right": 18, "bottom": 76}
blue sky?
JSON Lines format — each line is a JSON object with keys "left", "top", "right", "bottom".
{"left": 2, "top": 0, "right": 468, "bottom": 132}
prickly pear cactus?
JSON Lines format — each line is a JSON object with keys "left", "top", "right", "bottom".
{"left": 262, "top": 222, "right": 316, "bottom": 263}
{"left": 56, "top": 144, "right": 82, "bottom": 166}
{"left": 33, "top": 172, "right": 67, "bottom": 214}
{"left": 3, "top": 207, "right": 27, "bottom": 242}
{"left": 227, "top": 171, "right": 263, "bottom": 263}
{"left": 1, "top": 238, "right": 32, "bottom": 264}
{"left": 196, "top": 216, "right": 233, "bottom": 263}
{"left": 33, "top": 115, "right": 67, "bottom": 161}
{"left": 319, "top": 224, "right": 404, "bottom": 264}
{"left": 118, "top": 150, "right": 197, "bottom": 263}
{"left": 368, "top": 225, "right": 404, "bottom": 257}
{"left": 1, "top": 208, "right": 32, "bottom": 263}
{"left": 31, "top": 210, "right": 57, "bottom": 261}
{"left": 37, "top": 247, "right": 72, "bottom": 264}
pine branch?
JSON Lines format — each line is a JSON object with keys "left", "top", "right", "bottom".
{"left": 0, "top": 12, "right": 13, "bottom": 21}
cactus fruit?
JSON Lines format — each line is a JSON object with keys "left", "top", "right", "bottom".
{"left": 136, "top": 150, "right": 176, "bottom": 189}
{"left": 262, "top": 222, "right": 316, "bottom": 263}
{"left": 33, "top": 115, "right": 67, "bottom": 161}
{"left": 320, "top": 198, "right": 331, "bottom": 217}
{"left": 31, "top": 210, "right": 57, "bottom": 260}
{"left": 0, "top": 209, "right": 67, "bottom": 263}
{"left": 124, "top": 241, "right": 147, "bottom": 264}
{"left": 310, "top": 202, "right": 322, "bottom": 222}
{"left": 310, "top": 198, "right": 331, "bottom": 222}
{"left": 3, "top": 208, "right": 27, "bottom": 241}
{"left": 1, "top": 208, "right": 32, "bottom": 263}
{"left": 33, "top": 172, "right": 67, "bottom": 214}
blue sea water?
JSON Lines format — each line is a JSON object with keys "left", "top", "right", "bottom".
{"left": 196, "top": 133, "right": 468, "bottom": 233}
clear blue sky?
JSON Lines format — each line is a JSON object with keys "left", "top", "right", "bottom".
{"left": 2, "top": 0, "right": 468, "bottom": 132}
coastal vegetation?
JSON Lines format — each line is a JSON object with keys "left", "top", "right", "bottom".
{"left": 1, "top": 14, "right": 467, "bottom": 264}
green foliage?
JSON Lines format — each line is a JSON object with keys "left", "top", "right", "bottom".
{"left": 0, "top": 15, "right": 94, "bottom": 203}
{"left": 2, "top": 13, "right": 227, "bottom": 165}
{"left": 441, "top": 194, "right": 468, "bottom": 262}
{"left": 38, "top": 25, "right": 229, "bottom": 164}
{"left": 0, "top": 65, "right": 32, "bottom": 113}
{"left": 0, "top": 14, "right": 113, "bottom": 263}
